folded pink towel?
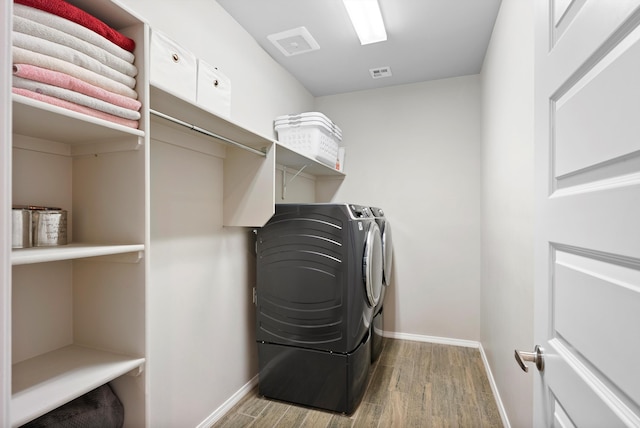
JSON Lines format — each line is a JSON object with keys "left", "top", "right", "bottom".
{"left": 14, "top": 4, "right": 134, "bottom": 64}
{"left": 12, "top": 46, "right": 138, "bottom": 99}
{"left": 13, "top": 31, "right": 136, "bottom": 88}
{"left": 15, "top": 0, "right": 136, "bottom": 52}
{"left": 14, "top": 14, "right": 137, "bottom": 77}
{"left": 13, "top": 75, "right": 140, "bottom": 120}
{"left": 13, "top": 88, "right": 139, "bottom": 129}
{"left": 13, "top": 64, "right": 141, "bottom": 111}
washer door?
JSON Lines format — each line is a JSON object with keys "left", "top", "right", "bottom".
{"left": 381, "top": 220, "right": 393, "bottom": 286}
{"left": 363, "top": 222, "right": 383, "bottom": 307}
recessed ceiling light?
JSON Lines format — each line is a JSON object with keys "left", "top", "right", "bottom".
{"left": 342, "top": 0, "right": 387, "bottom": 45}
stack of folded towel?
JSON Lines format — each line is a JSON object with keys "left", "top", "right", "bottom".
{"left": 12, "top": 0, "right": 141, "bottom": 129}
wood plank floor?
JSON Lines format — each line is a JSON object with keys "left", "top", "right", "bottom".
{"left": 211, "top": 338, "right": 504, "bottom": 427}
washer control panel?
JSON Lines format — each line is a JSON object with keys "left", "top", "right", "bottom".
{"left": 349, "top": 204, "right": 372, "bottom": 219}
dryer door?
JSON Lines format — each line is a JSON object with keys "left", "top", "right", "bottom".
{"left": 382, "top": 220, "right": 393, "bottom": 286}
{"left": 363, "top": 222, "right": 383, "bottom": 307}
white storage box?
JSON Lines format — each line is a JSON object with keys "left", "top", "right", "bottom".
{"left": 275, "top": 122, "right": 340, "bottom": 168}
{"left": 196, "top": 59, "right": 231, "bottom": 118}
{"left": 150, "top": 30, "right": 197, "bottom": 102}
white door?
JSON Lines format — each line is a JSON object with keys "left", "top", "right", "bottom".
{"left": 531, "top": 1, "right": 640, "bottom": 426}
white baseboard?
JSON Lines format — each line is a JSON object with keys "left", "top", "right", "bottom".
{"left": 478, "top": 344, "right": 511, "bottom": 428}
{"left": 196, "top": 375, "right": 259, "bottom": 428}
{"left": 383, "top": 330, "right": 480, "bottom": 348}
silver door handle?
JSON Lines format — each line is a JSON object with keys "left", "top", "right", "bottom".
{"left": 514, "top": 345, "right": 544, "bottom": 372}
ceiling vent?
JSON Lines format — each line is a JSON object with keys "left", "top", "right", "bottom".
{"left": 268, "top": 27, "right": 320, "bottom": 57}
{"left": 369, "top": 66, "right": 392, "bottom": 79}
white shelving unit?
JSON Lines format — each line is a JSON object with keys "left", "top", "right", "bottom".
{"left": 5, "top": 0, "right": 149, "bottom": 426}
{"left": 149, "top": 84, "right": 345, "bottom": 227}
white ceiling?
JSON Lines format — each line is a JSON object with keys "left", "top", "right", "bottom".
{"left": 216, "top": 0, "right": 502, "bottom": 97}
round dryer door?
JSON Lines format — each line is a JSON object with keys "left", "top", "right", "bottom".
{"left": 363, "top": 222, "right": 384, "bottom": 307}
{"left": 382, "top": 221, "right": 393, "bottom": 286}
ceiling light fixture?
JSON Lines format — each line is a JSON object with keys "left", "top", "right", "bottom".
{"left": 342, "top": 0, "right": 387, "bottom": 45}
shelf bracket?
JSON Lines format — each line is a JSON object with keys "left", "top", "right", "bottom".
{"left": 126, "top": 363, "right": 145, "bottom": 377}
{"left": 282, "top": 164, "right": 308, "bottom": 199}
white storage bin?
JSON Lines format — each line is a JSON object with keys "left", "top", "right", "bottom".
{"left": 275, "top": 111, "right": 334, "bottom": 125}
{"left": 196, "top": 59, "right": 231, "bottom": 118}
{"left": 276, "top": 123, "right": 339, "bottom": 168}
{"left": 275, "top": 112, "right": 343, "bottom": 139}
{"left": 150, "top": 30, "right": 197, "bottom": 102}
{"left": 275, "top": 118, "right": 342, "bottom": 140}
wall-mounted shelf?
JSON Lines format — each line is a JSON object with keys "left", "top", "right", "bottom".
{"left": 149, "top": 84, "right": 345, "bottom": 178}
{"left": 11, "top": 345, "right": 145, "bottom": 427}
{"left": 149, "top": 108, "right": 266, "bottom": 157}
{"left": 275, "top": 143, "right": 345, "bottom": 177}
{"left": 12, "top": 94, "right": 144, "bottom": 144}
{"left": 150, "top": 83, "right": 344, "bottom": 226}
{"left": 150, "top": 85, "right": 271, "bottom": 153}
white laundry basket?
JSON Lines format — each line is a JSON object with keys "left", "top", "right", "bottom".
{"left": 274, "top": 113, "right": 342, "bottom": 168}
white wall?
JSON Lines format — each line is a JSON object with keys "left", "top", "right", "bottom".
{"left": 119, "top": 1, "right": 316, "bottom": 426}
{"left": 315, "top": 75, "right": 482, "bottom": 341}
{"left": 480, "top": 0, "right": 535, "bottom": 426}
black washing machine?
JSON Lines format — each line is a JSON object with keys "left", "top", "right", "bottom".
{"left": 369, "top": 207, "right": 393, "bottom": 362}
{"left": 255, "top": 203, "right": 383, "bottom": 414}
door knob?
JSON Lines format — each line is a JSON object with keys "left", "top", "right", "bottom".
{"left": 515, "top": 345, "right": 544, "bottom": 372}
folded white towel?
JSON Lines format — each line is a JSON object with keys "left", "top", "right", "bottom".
{"left": 13, "top": 46, "right": 138, "bottom": 99}
{"left": 13, "top": 3, "right": 135, "bottom": 64}
{"left": 13, "top": 31, "right": 136, "bottom": 88}
{"left": 13, "top": 75, "right": 141, "bottom": 120}
{"left": 14, "top": 15, "right": 137, "bottom": 77}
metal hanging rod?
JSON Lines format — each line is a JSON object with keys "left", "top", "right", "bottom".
{"left": 149, "top": 109, "right": 267, "bottom": 157}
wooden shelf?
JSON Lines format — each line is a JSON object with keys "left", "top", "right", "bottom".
{"left": 150, "top": 85, "right": 271, "bottom": 153}
{"left": 11, "top": 345, "right": 145, "bottom": 427}
{"left": 275, "top": 143, "right": 345, "bottom": 177}
{"left": 150, "top": 84, "right": 345, "bottom": 178}
{"left": 12, "top": 94, "right": 144, "bottom": 144}
{"left": 11, "top": 243, "right": 144, "bottom": 265}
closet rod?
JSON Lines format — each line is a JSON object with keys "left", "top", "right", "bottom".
{"left": 149, "top": 109, "right": 267, "bottom": 157}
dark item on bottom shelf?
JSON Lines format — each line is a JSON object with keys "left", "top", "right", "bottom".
{"left": 20, "top": 383, "right": 124, "bottom": 428}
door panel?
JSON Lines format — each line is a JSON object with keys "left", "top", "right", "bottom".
{"left": 548, "top": 188, "right": 640, "bottom": 257}
{"left": 554, "top": 249, "right": 640, "bottom": 405}
{"left": 535, "top": 0, "right": 640, "bottom": 426}
{"left": 549, "top": 0, "right": 640, "bottom": 72}
{"left": 546, "top": 338, "right": 638, "bottom": 427}
{"left": 554, "top": 25, "right": 640, "bottom": 178}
